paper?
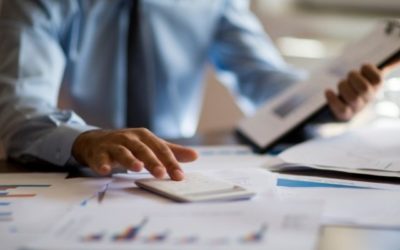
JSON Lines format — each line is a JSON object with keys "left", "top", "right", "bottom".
{"left": 182, "top": 145, "right": 275, "bottom": 171}
{"left": 192, "top": 145, "right": 253, "bottom": 156}
{"left": 0, "top": 173, "right": 67, "bottom": 250}
{"left": 279, "top": 123, "right": 400, "bottom": 176}
{"left": 0, "top": 173, "right": 111, "bottom": 250}
{"left": 274, "top": 174, "right": 400, "bottom": 190}
{"left": 26, "top": 201, "right": 322, "bottom": 250}
{"left": 269, "top": 172, "right": 400, "bottom": 226}
{"left": 319, "top": 225, "right": 400, "bottom": 250}
{"left": 203, "top": 168, "right": 276, "bottom": 195}
{"left": 276, "top": 187, "right": 400, "bottom": 227}
{"left": 237, "top": 20, "right": 400, "bottom": 150}
{"left": 126, "top": 145, "right": 275, "bottom": 174}
{"left": 276, "top": 178, "right": 371, "bottom": 189}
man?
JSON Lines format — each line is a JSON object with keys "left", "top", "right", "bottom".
{"left": 0, "top": 0, "right": 391, "bottom": 180}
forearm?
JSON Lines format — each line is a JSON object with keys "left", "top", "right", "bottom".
{"left": 0, "top": 103, "right": 97, "bottom": 166}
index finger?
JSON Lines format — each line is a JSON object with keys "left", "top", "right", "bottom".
{"left": 124, "top": 140, "right": 167, "bottom": 179}
{"left": 140, "top": 134, "right": 184, "bottom": 181}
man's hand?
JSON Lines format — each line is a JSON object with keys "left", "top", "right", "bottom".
{"left": 325, "top": 64, "right": 383, "bottom": 121}
{"left": 71, "top": 128, "right": 198, "bottom": 180}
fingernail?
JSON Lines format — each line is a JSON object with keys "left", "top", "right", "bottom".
{"left": 191, "top": 150, "right": 199, "bottom": 160}
{"left": 153, "top": 166, "right": 165, "bottom": 178}
{"left": 173, "top": 169, "right": 184, "bottom": 181}
{"left": 131, "top": 162, "right": 143, "bottom": 172}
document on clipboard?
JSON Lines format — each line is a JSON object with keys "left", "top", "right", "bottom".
{"left": 237, "top": 20, "right": 400, "bottom": 152}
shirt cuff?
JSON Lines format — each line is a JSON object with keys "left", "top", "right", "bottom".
{"left": 36, "top": 124, "right": 98, "bottom": 166}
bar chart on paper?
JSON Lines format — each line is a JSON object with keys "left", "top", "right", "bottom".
{"left": 80, "top": 217, "right": 267, "bottom": 246}
{"left": 0, "top": 184, "right": 52, "bottom": 223}
{"left": 0, "top": 184, "right": 51, "bottom": 199}
{"left": 0, "top": 211, "right": 12, "bottom": 222}
{"left": 28, "top": 201, "right": 321, "bottom": 250}
{"left": 0, "top": 202, "right": 12, "bottom": 223}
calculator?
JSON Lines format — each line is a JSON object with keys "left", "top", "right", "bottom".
{"left": 135, "top": 173, "right": 256, "bottom": 202}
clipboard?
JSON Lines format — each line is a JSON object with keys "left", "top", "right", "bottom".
{"left": 237, "top": 20, "right": 400, "bottom": 152}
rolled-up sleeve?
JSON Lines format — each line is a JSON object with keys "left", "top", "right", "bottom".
{"left": 210, "top": 0, "right": 306, "bottom": 114}
{"left": 0, "top": 0, "right": 96, "bottom": 166}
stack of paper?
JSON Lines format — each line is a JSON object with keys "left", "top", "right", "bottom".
{"left": 276, "top": 122, "right": 400, "bottom": 177}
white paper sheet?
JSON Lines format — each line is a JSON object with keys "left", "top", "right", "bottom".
{"left": 126, "top": 145, "right": 275, "bottom": 175}
{"left": 0, "top": 173, "right": 111, "bottom": 250}
{"left": 279, "top": 122, "right": 400, "bottom": 176}
{"left": 26, "top": 201, "right": 322, "bottom": 250}
{"left": 265, "top": 171, "right": 400, "bottom": 226}
{"left": 202, "top": 168, "right": 276, "bottom": 195}
{"left": 276, "top": 187, "right": 400, "bottom": 227}
{"left": 0, "top": 173, "right": 67, "bottom": 250}
{"left": 182, "top": 145, "right": 275, "bottom": 171}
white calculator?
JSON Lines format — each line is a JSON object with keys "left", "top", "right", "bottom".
{"left": 135, "top": 173, "right": 256, "bottom": 202}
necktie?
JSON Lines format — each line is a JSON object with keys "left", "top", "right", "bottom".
{"left": 126, "top": 0, "right": 151, "bottom": 128}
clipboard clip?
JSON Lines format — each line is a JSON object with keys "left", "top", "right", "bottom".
{"left": 385, "top": 20, "right": 400, "bottom": 36}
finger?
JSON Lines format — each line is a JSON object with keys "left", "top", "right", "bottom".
{"left": 325, "top": 89, "right": 353, "bottom": 121}
{"left": 88, "top": 152, "right": 112, "bottom": 175}
{"left": 108, "top": 145, "right": 143, "bottom": 172}
{"left": 348, "top": 70, "right": 374, "bottom": 101}
{"left": 338, "top": 80, "right": 365, "bottom": 112}
{"left": 140, "top": 135, "right": 184, "bottom": 181}
{"left": 167, "top": 142, "right": 198, "bottom": 163}
{"left": 124, "top": 140, "right": 166, "bottom": 179}
{"left": 361, "top": 64, "right": 382, "bottom": 87}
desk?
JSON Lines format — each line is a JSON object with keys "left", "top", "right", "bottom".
{"left": 1, "top": 130, "right": 400, "bottom": 250}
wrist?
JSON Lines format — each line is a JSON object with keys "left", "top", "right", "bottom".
{"left": 71, "top": 130, "right": 98, "bottom": 165}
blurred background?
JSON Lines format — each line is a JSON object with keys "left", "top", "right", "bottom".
{"left": 197, "top": 0, "right": 400, "bottom": 135}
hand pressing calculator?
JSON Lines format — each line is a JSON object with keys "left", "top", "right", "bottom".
{"left": 135, "top": 173, "right": 256, "bottom": 202}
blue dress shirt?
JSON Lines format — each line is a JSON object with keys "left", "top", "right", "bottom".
{"left": 0, "top": 0, "right": 302, "bottom": 166}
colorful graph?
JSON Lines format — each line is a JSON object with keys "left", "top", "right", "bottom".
{"left": 0, "top": 193, "right": 36, "bottom": 198}
{"left": 0, "top": 211, "right": 13, "bottom": 222}
{"left": 145, "top": 230, "right": 169, "bottom": 243}
{"left": 0, "top": 185, "right": 51, "bottom": 223}
{"left": 81, "top": 232, "right": 105, "bottom": 242}
{"left": 0, "top": 184, "right": 51, "bottom": 189}
{"left": 80, "top": 219, "right": 269, "bottom": 246}
{"left": 0, "top": 184, "right": 51, "bottom": 198}
{"left": 112, "top": 218, "right": 148, "bottom": 241}
{"left": 241, "top": 224, "right": 267, "bottom": 243}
